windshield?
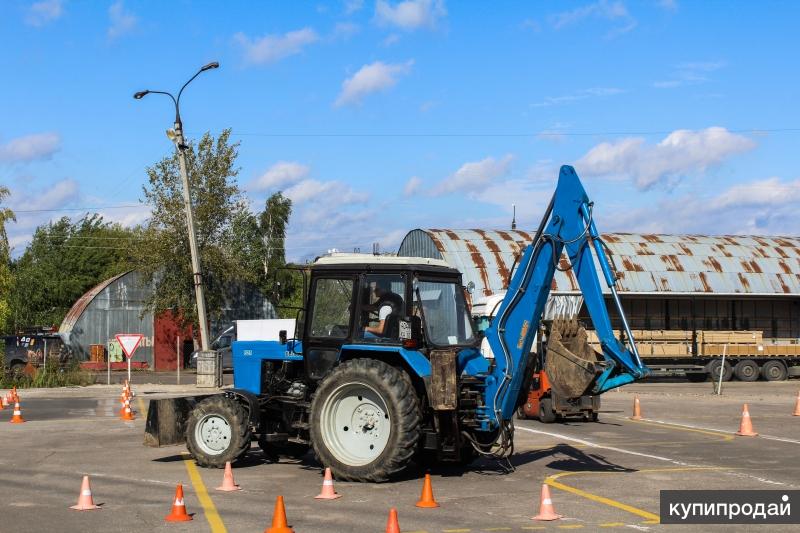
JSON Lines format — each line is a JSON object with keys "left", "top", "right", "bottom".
{"left": 414, "top": 280, "right": 476, "bottom": 347}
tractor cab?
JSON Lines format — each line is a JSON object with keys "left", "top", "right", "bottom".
{"left": 303, "top": 254, "right": 477, "bottom": 380}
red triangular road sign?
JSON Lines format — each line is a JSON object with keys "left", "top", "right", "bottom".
{"left": 115, "top": 334, "right": 144, "bottom": 359}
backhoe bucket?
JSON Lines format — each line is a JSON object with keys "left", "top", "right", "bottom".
{"left": 544, "top": 320, "right": 603, "bottom": 398}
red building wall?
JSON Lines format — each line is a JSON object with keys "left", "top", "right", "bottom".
{"left": 153, "top": 312, "right": 194, "bottom": 371}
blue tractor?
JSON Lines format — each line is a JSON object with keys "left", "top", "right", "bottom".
{"left": 145, "top": 166, "right": 648, "bottom": 481}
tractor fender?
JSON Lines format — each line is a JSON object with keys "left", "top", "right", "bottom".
{"left": 222, "top": 388, "right": 262, "bottom": 430}
{"left": 339, "top": 345, "right": 432, "bottom": 400}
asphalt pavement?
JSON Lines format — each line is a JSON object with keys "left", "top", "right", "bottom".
{"left": 1, "top": 379, "right": 799, "bottom": 532}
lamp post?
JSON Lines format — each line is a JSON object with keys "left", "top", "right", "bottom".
{"left": 134, "top": 62, "right": 219, "bottom": 369}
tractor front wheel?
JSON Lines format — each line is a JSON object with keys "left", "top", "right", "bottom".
{"left": 310, "top": 359, "right": 421, "bottom": 482}
{"left": 186, "top": 396, "right": 252, "bottom": 468}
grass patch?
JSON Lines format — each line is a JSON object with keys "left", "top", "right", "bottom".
{"left": 0, "top": 350, "right": 95, "bottom": 389}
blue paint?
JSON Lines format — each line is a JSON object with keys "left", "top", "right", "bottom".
{"left": 483, "top": 165, "right": 649, "bottom": 428}
{"left": 232, "top": 339, "right": 303, "bottom": 394}
{"left": 340, "top": 344, "right": 432, "bottom": 377}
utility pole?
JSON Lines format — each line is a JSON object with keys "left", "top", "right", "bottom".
{"left": 134, "top": 62, "right": 220, "bottom": 386}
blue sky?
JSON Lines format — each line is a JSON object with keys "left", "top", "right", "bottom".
{"left": 2, "top": 0, "right": 799, "bottom": 261}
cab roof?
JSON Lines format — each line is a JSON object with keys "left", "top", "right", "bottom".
{"left": 313, "top": 253, "right": 457, "bottom": 274}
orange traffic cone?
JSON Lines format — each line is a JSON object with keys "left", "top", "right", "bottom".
{"left": 1, "top": 394, "right": 8, "bottom": 408}
{"left": 216, "top": 462, "right": 242, "bottom": 491}
{"left": 314, "top": 467, "right": 341, "bottom": 500}
{"left": 385, "top": 507, "right": 400, "bottom": 533}
{"left": 264, "top": 495, "right": 294, "bottom": 533}
{"left": 120, "top": 398, "right": 135, "bottom": 421}
{"left": 0, "top": 394, "right": 5, "bottom": 410}
{"left": 630, "top": 395, "right": 643, "bottom": 420}
{"left": 9, "top": 402, "right": 25, "bottom": 423}
{"left": 165, "top": 484, "right": 192, "bottom": 522}
{"left": 415, "top": 473, "right": 439, "bottom": 508}
{"left": 736, "top": 403, "right": 758, "bottom": 436}
{"left": 70, "top": 475, "right": 101, "bottom": 510}
{"left": 532, "top": 483, "right": 562, "bottom": 521}
{"left": 11, "top": 386, "right": 19, "bottom": 402}
{"left": 793, "top": 391, "right": 800, "bottom": 417}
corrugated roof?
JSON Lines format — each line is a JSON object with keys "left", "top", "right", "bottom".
{"left": 398, "top": 230, "right": 800, "bottom": 297}
{"left": 58, "top": 271, "right": 132, "bottom": 334}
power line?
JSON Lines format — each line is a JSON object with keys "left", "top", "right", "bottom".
{"left": 12, "top": 204, "right": 142, "bottom": 214}
{"left": 216, "top": 127, "right": 800, "bottom": 138}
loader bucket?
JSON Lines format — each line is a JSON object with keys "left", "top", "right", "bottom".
{"left": 143, "top": 396, "right": 205, "bottom": 447}
{"left": 544, "top": 320, "right": 603, "bottom": 398}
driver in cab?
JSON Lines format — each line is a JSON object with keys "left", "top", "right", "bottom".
{"left": 364, "top": 280, "right": 403, "bottom": 338}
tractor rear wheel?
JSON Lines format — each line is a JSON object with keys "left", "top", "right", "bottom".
{"left": 310, "top": 359, "right": 420, "bottom": 482}
{"left": 186, "top": 396, "right": 252, "bottom": 468}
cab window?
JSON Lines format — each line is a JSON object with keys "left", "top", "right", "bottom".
{"left": 309, "top": 278, "right": 354, "bottom": 339}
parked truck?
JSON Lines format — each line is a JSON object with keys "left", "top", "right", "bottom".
{"left": 585, "top": 328, "right": 800, "bottom": 382}
{"left": 145, "top": 165, "right": 649, "bottom": 481}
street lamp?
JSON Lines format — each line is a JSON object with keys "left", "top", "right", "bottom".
{"left": 134, "top": 62, "right": 219, "bottom": 363}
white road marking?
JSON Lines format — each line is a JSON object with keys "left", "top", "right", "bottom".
{"left": 516, "top": 426, "right": 694, "bottom": 466}
{"left": 516, "top": 423, "right": 796, "bottom": 488}
{"left": 610, "top": 416, "right": 800, "bottom": 446}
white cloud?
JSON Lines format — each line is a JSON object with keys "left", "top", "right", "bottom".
{"left": 375, "top": 0, "right": 446, "bottom": 30}
{"left": 25, "top": 0, "right": 63, "bottom": 27}
{"left": 251, "top": 161, "right": 310, "bottom": 191}
{"left": 532, "top": 87, "right": 623, "bottom": 107}
{"left": 234, "top": 28, "right": 319, "bottom": 65}
{"left": 108, "top": 1, "right": 138, "bottom": 40}
{"left": 345, "top": 0, "right": 364, "bottom": 14}
{"left": 433, "top": 154, "right": 514, "bottom": 195}
{"left": 284, "top": 179, "right": 369, "bottom": 205}
{"left": 576, "top": 127, "right": 756, "bottom": 189}
{"left": 382, "top": 33, "right": 401, "bottom": 46}
{"left": 25, "top": 178, "right": 80, "bottom": 211}
{"left": 333, "top": 22, "right": 360, "bottom": 39}
{"left": 653, "top": 61, "right": 726, "bottom": 89}
{"left": 550, "top": 0, "right": 637, "bottom": 36}
{"left": 710, "top": 177, "right": 800, "bottom": 209}
{"left": 5, "top": 180, "right": 149, "bottom": 256}
{"left": 335, "top": 60, "right": 413, "bottom": 107}
{"left": 598, "top": 176, "right": 800, "bottom": 236}
{"left": 657, "top": 0, "right": 678, "bottom": 11}
{"left": 0, "top": 132, "right": 61, "bottom": 163}
{"left": 404, "top": 176, "right": 422, "bottom": 196}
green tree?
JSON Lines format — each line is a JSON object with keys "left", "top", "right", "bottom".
{"left": 135, "top": 129, "right": 257, "bottom": 328}
{"left": 225, "top": 191, "right": 302, "bottom": 319}
{"left": 10, "top": 214, "right": 136, "bottom": 329}
{"left": 258, "top": 193, "right": 303, "bottom": 315}
{"left": 0, "top": 186, "right": 15, "bottom": 333}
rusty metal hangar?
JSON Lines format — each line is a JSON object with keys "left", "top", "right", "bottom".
{"left": 399, "top": 229, "right": 800, "bottom": 380}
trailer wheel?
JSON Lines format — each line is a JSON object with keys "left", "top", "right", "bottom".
{"left": 734, "top": 360, "right": 760, "bottom": 382}
{"left": 186, "top": 396, "right": 252, "bottom": 468}
{"left": 538, "top": 397, "right": 557, "bottom": 423}
{"left": 707, "top": 360, "right": 733, "bottom": 382}
{"left": 310, "top": 358, "right": 420, "bottom": 482}
{"left": 761, "top": 360, "right": 788, "bottom": 382}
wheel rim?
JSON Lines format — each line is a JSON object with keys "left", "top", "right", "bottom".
{"left": 194, "top": 414, "right": 232, "bottom": 455}
{"left": 765, "top": 364, "right": 782, "bottom": 379}
{"left": 319, "top": 382, "right": 391, "bottom": 466}
{"left": 740, "top": 363, "right": 757, "bottom": 379}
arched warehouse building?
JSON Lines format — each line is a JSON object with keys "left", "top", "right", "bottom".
{"left": 399, "top": 229, "right": 800, "bottom": 379}
{"left": 59, "top": 270, "right": 274, "bottom": 370}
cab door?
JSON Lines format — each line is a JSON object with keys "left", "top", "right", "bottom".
{"left": 303, "top": 274, "right": 356, "bottom": 380}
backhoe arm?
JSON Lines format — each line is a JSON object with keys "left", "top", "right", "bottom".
{"left": 482, "top": 165, "right": 648, "bottom": 426}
